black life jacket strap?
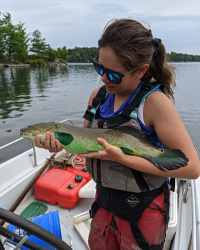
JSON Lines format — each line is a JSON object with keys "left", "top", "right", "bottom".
{"left": 83, "top": 107, "right": 97, "bottom": 123}
{"left": 130, "top": 223, "right": 165, "bottom": 250}
{"left": 89, "top": 200, "right": 100, "bottom": 218}
{"left": 131, "top": 169, "right": 150, "bottom": 192}
{"left": 105, "top": 115, "right": 132, "bottom": 128}
{"left": 130, "top": 181, "right": 169, "bottom": 250}
{"left": 83, "top": 85, "right": 107, "bottom": 122}
{"left": 130, "top": 223, "right": 152, "bottom": 250}
{"left": 96, "top": 159, "right": 101, "bottom": 182}
{"left": 169, "top": 178, "right": 175, "bottom": 192}
{"left": 162, "top": 181, "right": 170, "bottom": 224}
{"left": 121, "top": 82, "right": 161, "bottom": 118}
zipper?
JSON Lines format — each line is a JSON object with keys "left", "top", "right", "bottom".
{"left": 148, "top": 201, "right": 166, "bottom": 215}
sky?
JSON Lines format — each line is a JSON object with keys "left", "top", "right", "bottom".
{"left": 1, "top": 0, "right": 200, "bottom": 55}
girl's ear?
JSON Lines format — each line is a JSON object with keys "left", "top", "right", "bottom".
{"left": 138, "top": 64, "right": 149, "bottom": 79}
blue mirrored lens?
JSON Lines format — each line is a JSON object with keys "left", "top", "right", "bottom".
{"left": 107, "top": 72, "right": 121, "bottom": 84}
{"left": 95, "top": 63, "right": 104, "bottom": 76}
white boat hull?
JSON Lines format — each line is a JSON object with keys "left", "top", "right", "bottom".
{"left": 0, "top": 144, "right": 200, "bottom": 249}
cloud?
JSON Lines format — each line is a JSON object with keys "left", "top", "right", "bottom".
{"left": 1, "top": 0, "right": 200, "bottom": 54}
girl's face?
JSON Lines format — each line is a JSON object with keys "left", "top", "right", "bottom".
{"left": 98, "top": 47, "right": 141, "bottom": 97}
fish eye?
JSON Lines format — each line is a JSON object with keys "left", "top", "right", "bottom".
{"left": 159, "top": 148, "right": 164, "bottom": 154}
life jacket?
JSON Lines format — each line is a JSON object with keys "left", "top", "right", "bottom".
{"left": 84, "top": 82, "right": 168, "bottom": 192}
{"left": 83, "top": 82, "right": 171, "bottom": 250}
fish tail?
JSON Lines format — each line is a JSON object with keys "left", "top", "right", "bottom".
{"left": 142, "top": 148, "right": 189, "bottom": 172}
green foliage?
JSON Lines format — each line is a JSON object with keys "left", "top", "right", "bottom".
{"left": 13, "top": 22, "right": 30, "bottom": 62}
{"left": 67, "top": 47, "right": 99, "bottom": 62}
{"left": 0, "top": 12, "right": 30, "bottom": 61}
{"left": 57, "top": 46, "right": 68, "bottom": 60}
{"left": 3, "top": 23, "right": 17, "bottom": 60}
{"left": 46, "top": 46, "right": 57, "bottom": 62}
{"left": 167, "top": 52, "right": 200, "bottom": 62}
{"left": 24, "top": 58, "right": 46, "bottom": 66}
{"left": 29, "top": 29, "right": 48, "bottom": 58}
{"left": 12, "top": 60, "right": 21, "bottom": 64}
{"left": 46, "top": 46, "right": 68, "bottom": 62}
{"left": 0, "top": 12, "right": 9, "bottom": 58}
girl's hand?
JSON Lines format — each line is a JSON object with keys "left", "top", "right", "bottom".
{"left": 80, "top": 137, "right": 124, "bottom": 161}
{"left": 35, "top": 132, "right": 62, "bottom": 152}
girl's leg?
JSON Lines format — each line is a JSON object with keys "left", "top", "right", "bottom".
{"left": 88, "top": 207, "right": 120, "bottom": 250}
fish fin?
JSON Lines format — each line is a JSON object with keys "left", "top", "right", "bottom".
{"left": 120, "top": 147, "right": 134, "bottom": 154}
{"left": 142, "top": 148, "right": 189, "bottom": 172}
{"left": 115, "top": 126, "right": 150, "bottom": 141}
{"left": 54, "top": 132, "right": 73, "bottom": 146}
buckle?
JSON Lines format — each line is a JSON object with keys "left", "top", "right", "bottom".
{"left": 135, "top": 236, "right": 149, "bottom": 249}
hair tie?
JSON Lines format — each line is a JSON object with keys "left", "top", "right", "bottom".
{"left": 153, "top": 38, "right": 162, "bottom": 56}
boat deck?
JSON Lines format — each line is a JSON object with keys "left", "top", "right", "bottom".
{"left": 9, "top": 187, "right": 177, "bottom": 250}
{"left": 8, "top": 194, "right": 94, "bottom": 250}
{"left": 1, "top": 145, "right": 199, "bottom": 249}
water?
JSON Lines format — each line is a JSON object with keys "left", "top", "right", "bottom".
{"left": 0, "top": 62, "right": 200, "bottom": 163}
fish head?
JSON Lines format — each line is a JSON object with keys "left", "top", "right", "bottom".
{"left": 20, "top": 122, "right": 57, "bottom": 141}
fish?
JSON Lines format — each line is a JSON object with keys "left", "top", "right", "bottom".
{"left": 20, "top": 122, "right": 189, "bottom": 172}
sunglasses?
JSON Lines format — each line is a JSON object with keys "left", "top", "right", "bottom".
{"left": 92, "top": 56, "right": 139, "bottom": 84}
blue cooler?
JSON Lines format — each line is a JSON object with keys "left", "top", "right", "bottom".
{"left": 9, "top": 211, "right": 62, "bottom": 249}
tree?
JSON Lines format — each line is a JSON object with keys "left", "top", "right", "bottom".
{"left": 0, "top": 12, "right": 30, "bottom": 61}
{"left": 3, "top": 23, "right": 18, "bottom": 60}
{"left": 46, "top": 45, "right": 57, "bottom": 62}
{"left": 56, "top": 46, "right": 68, "bottom": 60}
{"left": 0, "top": 12, "right": 12, "bottom": 58}
{"left": 67, "top": 47, "right": 99, "bottom": 62}
{"left": 167, "top": 52, "right": 200, "bottom": 62}
{"left": 29, "top": 29, "right": 48, "bottom": 58}
{"left": 13, "top": 22, "right": 30, "bottom": 62}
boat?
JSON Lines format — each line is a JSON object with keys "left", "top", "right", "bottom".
{"left": 0, "top": 129, "right": 199, "bottom": 250}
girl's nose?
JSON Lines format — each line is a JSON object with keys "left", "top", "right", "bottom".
{"left": 101, "top": 72, "right": 109, "bottom": 82}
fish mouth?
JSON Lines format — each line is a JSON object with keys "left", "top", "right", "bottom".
{"left": 20, "top": 130, "right": 35, "bottom": 141}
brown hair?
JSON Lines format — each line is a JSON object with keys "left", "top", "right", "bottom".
{"left": 98, "top": 19, "right": 176, "bottom": 102}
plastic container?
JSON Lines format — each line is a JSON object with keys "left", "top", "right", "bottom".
{"left": 9, "top": 211, "right": 61, "bottom": 250}
{"left": 78, "top": 179, "right": 96, "bottom": 198}
{"left": 34, "top": 168, "right": 91, "bottom": 209}
{"left": 66, "top": 165, "right": 92, "bottom": 182}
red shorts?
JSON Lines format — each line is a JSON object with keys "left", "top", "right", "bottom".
{"left": 88, "top": 193, "right": 167, "bottom": 250}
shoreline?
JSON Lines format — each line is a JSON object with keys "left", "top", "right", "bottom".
{"left": 0, "top": 63, "right": 30, "bottom": 68}
{"left": 0, "top": 62, "right": 68, "bottom": 68}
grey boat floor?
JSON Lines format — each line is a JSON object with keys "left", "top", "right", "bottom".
{"left": 13, "top": 195, "right": 94, "bottom": 250}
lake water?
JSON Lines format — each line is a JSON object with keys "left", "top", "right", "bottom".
{"left": 0, "top": 62, "right": 200, "bottom": 163}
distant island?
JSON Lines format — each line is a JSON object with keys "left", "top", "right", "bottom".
{"left": 0, "top": 12, "right": 199, "bottom": 67}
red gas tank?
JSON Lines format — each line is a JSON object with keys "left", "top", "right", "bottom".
{"left": 34, "top": 167, "right": 92, "bottom": 209}
{"left": 66, "top": 165, "right": 92, "bottom": 182}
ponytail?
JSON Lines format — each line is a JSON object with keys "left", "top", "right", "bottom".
{"left": 142, "top": 39, "right": 176, "bottom": 102}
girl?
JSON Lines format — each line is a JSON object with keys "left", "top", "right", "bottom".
{"left": 36, "top": 19, "right": 200, "bottom": 250}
